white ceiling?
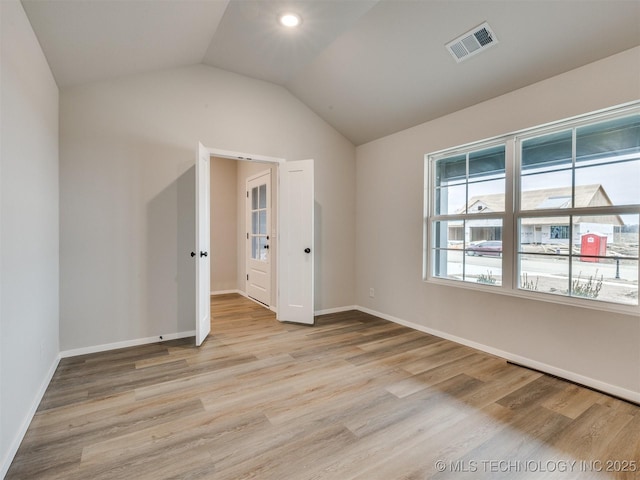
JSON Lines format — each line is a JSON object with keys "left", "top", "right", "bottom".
{"left": 21, "top": 0, "right": 640, "bottom": 145}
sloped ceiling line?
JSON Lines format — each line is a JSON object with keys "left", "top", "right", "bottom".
{"left": 21, "top": 0, "right": 640, "bottom": 145}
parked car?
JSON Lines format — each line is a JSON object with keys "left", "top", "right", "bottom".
{"left": 466, "top": 240, "right": 502, "bottom": 257}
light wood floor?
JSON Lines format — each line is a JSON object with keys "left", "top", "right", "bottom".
{"left": 7, "top": 294, "right": 640, "bottom": 479}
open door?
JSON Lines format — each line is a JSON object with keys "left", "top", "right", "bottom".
{"left": 278, "top": 159, "right": 314, "bottom": 325}
{"left": 246, "top": 170, "right": 272, "bottom": 306}
{"left": 195, "top": 142, "right": 211, "bottom": 346}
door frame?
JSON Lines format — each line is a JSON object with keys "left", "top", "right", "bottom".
{"left": 204, "top": 146, "right": 285, "bottom": 314}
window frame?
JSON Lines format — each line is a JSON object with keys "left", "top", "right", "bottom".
{"left": 424, "top": 102, "right": 640, "bottom": 315}
{"left": 549, "top": 225, "right": 570, "bottom": 240}
{"left": 428, "top": 139, "right": 510, "bottom": 286}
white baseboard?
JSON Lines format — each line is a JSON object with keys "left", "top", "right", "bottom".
{"left": 210, "top": 289, "right": 242, "bottom": 295}
{"left": 59, "top": 330, "right": 195, "bottom": 358}
{"left": 1, "top": 354, "right": 60, "bottom": 479}
{"left": 356, "top": 305, "right": 640, "bottom": 405}
{"left": 314, "top": 305, "right": 357, "bottom": 316}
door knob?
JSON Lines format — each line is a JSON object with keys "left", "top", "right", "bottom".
{"left": 264, "top": 245, "right": 269, "bottom": 249}
{"left": 190, "top": 252, "right": 196, "bottom": 257}
{"left": 304, "top": 248, "right": 311, "bottom": 253}
{"left": 200, "top": 251, "right": 208, "bottom": 257}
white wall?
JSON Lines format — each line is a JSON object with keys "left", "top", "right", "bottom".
{"left": 59, "top": 64, "right": 356, "bottom": 351}
{"left": 210, "top": 156, "right": 238, "bottom": 293}
{"left": 356, "top": 47, "right": 640, "bottom": 400}
{"left": 0, "top": 0, "right": 60, "bottom": 475}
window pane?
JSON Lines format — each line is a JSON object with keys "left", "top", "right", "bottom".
{"left": 521, "top": 130, "right": 573, "bottom": 211}
{"left": 517, "top": 214, "right": 639, "bottom": 304}
{"left": 433, "top": 220, "right": 464, "bottom": 249}
{"left": 574, "top": 216, "right": 614, "bottom": 261}
{"left": 521, "top": 170, "right": 573, "bottom": 210}
{"left": 522, "top": 130, "right": 572, "bottom": 171}
{"left": 465, "top": 220, "right": 503, "bottom": 286}
{"left": 434, "top": 145, "right": 505, "bottom": 215}
{"left": 259, "top": 184, "right": 267, "bottom": 209}
{"left": 432, "top": 220, "right": 464, "bottom": 280}
{"left": 469, "top": 145, "right": 505, "bottom": 179}
{"left": 468, "top": 178, "right": 505, "bottom": 213}
{"left": 435, "top": 154, "right": 466, "bottom": 187}
{"left": 252, "top": 211, "right": 259, "bottom": 234}
{"left": 435, "top": 184, "right": 466, "bottom": 215}
{"left": 432, "top": 249, "right": 463, "bottom": 281}
{"left": 519, "top": 216, "right": 570, "bottom": 294}
{"left": 432, "top": 219, "right": 503, "bottom": 285}
{"left": 251, "top": 186, "right": 259, "bottom": 210}
{"left": 576, "top": 114, "right": 640, "bottom": 165}
{"left": 466, "top": 145, "right": 505, "bottom": 213}
{"left": 573, "top": 214, "right": 638, "bottom": 261}
{"left": 519, "top": 254, "right": 569, "bottom": 296}
{"left": 466, "top": 219, "right": 503, "bottom": 245}
{"left": 573, "top": 214, "right": 639, "bottom": 305}
{"left": 575, "top": 160, "right": 640, "bottom": 206}
{"left": 252, "top": 236, "right": 259, "bottom": 259}
{"left": 259, "top": 210, "right": 267, "bottom": 235}
{"left": 571, "top": 259, "right": 638, "bottom": 305}
{"left": 519, "top": 216, "right": 570, "bottom": 248}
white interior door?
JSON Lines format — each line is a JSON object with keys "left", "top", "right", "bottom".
{"left": 195, "top": 142, "right": 211, "bottom": 346}
{"left": 246, "top": 171, "right": 271, "bottom": 306}
{"left": 278, "top": 159, "right": 314, "bottom": 325}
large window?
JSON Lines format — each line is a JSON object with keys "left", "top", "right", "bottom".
{"left": 425, "top": 104, "right": 640, "bottom": 312}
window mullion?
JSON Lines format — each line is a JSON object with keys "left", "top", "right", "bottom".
{"left": 503, "top": 139, "right": 515, "bottom": 290}
{"left": 568, "top": 128, "right": 577, "bottom": 295}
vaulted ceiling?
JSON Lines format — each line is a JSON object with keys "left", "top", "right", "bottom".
{"left": 22, "top": 0, "right": 640, "bottom": 145}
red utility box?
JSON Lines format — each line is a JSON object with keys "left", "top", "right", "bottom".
{"left": 580, "top": 233, "right": 607, "bottom": 262}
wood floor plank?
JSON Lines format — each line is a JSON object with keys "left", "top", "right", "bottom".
{"left": 6, "top": 293, "right": 639, "bottom": 480}
{"left": 349, "top": 402, "right": 518, "bottom": 480}
{"left": 549, "top": 402, "right": 636, "bottom": 460}
{"left": 542, "top": 383, "right": 609, "bottom": 419}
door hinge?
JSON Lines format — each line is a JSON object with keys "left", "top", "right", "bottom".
{"left": 247, "top": 232, "right": 249, "bottom": 239}
{"left": 246, "top": 191, "right": 249, "bottom": 198}
{"left": 246, "top": 274, "right": 249, "bottom": 281}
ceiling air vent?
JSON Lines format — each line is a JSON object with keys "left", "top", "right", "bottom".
{"left": 446, "top": 22, "right": 498, "bottom": 63}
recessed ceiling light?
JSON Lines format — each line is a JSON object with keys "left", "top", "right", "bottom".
{"left": 279, "top": 12, "right": 302, "bottom": 28}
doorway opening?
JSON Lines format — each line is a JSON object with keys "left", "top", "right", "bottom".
{"left": 196, "top": 143, "right": 315, "bottom": 344}
{"left": 208, "top": 151, "right": 282, "bottom": 313}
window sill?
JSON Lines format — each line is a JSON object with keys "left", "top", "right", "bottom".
{"left": 424, "top": 276, "right": 640, "bottom": 316}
